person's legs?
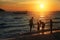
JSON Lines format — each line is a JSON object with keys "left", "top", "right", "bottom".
{"left": 32, "top": 24, "right": 34, "bottom": 28}
{"left": 30, "top": 25, "right": 33, "bottom": 32}
{"left": 42, "top": 22, "right": 45, "bottom": 34}
{"left": 50, "top": 27, "right": 52, "bottom": 34}
{"left": 37, "top": 26, "right": 39, "bottom": 31}
{"left": 42, "top": 27, "right": 44, "bottom": 34}
{"left": 42, "top": 25, "right": 45, "bottom": 34}
{"left": 29, "top": 24, "right": 31, "bottom": 32}
{"left": 37, "top": 24, "right": 40, "bottom": 31}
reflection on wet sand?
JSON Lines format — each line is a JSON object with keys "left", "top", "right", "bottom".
{"left": 32, "top": 30, "right": 60, "bottom": 36}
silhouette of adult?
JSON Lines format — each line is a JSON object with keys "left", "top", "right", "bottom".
{"left": 41, "top": 21, "right": 45, "bottom": 34}
{"left": 29, "top": 17, "right": 34, "bottom": 32}
{"left": 50, "top": 19, "right": 53, "bottom": 34}
{"left": 37, "top": 21, "right": 40, "bottom": 31}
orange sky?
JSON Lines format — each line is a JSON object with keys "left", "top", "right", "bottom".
{"left": 0, "top": 0, "right": 60, "bottom": 11}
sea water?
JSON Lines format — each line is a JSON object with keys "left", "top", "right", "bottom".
{"left": 0, "top": 12, "right": 60, "bottom": 38}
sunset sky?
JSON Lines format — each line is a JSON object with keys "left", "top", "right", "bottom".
{"left": 0, "top": 0, "right": 60, "bottom": 11}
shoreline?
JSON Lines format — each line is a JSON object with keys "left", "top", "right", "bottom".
{"left": 0, "top": 29, "right": 60, "bottom": 40}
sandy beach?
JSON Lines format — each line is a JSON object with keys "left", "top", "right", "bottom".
{"left": 0, "top": 30, "right": 60, "bottom": 40}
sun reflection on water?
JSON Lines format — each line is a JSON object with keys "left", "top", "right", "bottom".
{"left": 32, "top": 30, "right": 60, "bottom": 36}
{"left": 28, "top": 11, "right": 58, "bottom": 35}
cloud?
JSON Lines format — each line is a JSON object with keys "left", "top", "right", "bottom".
{"left": 0, "top": 0, "right": 16, "bottom": 5}
{"left": 0, "top": 0, "right": 38, "bottom": 5}
{"left": 0, "top": 0, "right": 60, "bottom": 7}
{"left": 0, "top": 0, "right": 35, "bottom": 2}
{"left": 0, "top": 0, "right": 13, "bottom": 2}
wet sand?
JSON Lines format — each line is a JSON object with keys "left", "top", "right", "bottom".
{"left": 0, "top": 30, "right": 60, "bottom": 40}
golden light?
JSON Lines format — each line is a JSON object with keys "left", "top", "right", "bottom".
{"left": 40, "top": 4, "right": 44, "bottom": 9}
{"left": 29, "top": 1, "right": 50, "bottom": 20}
{"left": 39, "top": 3, "right": 46, "bottom": 18}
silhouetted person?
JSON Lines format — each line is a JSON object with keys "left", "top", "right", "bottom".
{"left": 50, "top": 19, "right": 53, "bottom": 34}
{"left": 37, "top": 20, "right": 42, "bottom": 31}
{"left": 39, "top": 20, "right": 42, "bottom": 26}
{"left": 37, "top": 22, "right": 40, "bottom": 31}
{"left": 29, "top": 17, "right": 34, "bottom": 32}
{"left": 41, "top": 22, "right": 45, "bottom": 34}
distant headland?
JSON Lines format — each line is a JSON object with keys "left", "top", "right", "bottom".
{"left": 0, "top": 8, "right": 28, "bottom": 14}
{"left": 0, "top": 8, "right": 5, "bottom": 12}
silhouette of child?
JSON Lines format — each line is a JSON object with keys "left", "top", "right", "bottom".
{"left": 41, "top": 22, "right": 45, "bottom": 34}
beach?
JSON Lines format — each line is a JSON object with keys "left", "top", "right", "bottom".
{"left": 0, "top": 30, "right": 60, "bottom": 40}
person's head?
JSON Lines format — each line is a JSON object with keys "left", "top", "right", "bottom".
{"left": 31, "top": 17, "right": 33, "bottom": 20}
{"left": 32, "top": 17, "right": 33, "bottom": 19}
{"left": 39, "top": 20, "right": 41, "bottom": 22}
{"left": 50, "top": 19, "right": 52, "bottom": 21}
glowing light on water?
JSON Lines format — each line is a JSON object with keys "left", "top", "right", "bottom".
{"left": 40, "top": 15, "right": 45, "bottom": 18}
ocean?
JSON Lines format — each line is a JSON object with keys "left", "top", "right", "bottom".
{"left": 0, "top": 11, "right": 60, "bottom": 38}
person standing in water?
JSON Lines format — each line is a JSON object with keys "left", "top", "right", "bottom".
{"left": 41, "top": 21, "right": 45, "bottom": 34}
{"left": 50, "top": 19, "right": 53, "bottom": 34}
{"left": 29, "top": 17, "right": 34, "bottom": 32}
{"left": 37, "top": 21, "right": 40, "bottom": 31}
{"left": 37, "top": 20, "right": 42, "bottom": 31}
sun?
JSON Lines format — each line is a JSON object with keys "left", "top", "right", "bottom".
{"left": 40, "top": 4, "right": 44, "bottom": 9}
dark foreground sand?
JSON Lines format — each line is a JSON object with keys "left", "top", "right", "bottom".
{"left": 19, "top": 34, "right": 56, "bottom": 40}
{"left": 53, "top": 32, "right": 60, "bottom": 40}
{"left": 0, "top": 31, "right": 60, "bottom": 40}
